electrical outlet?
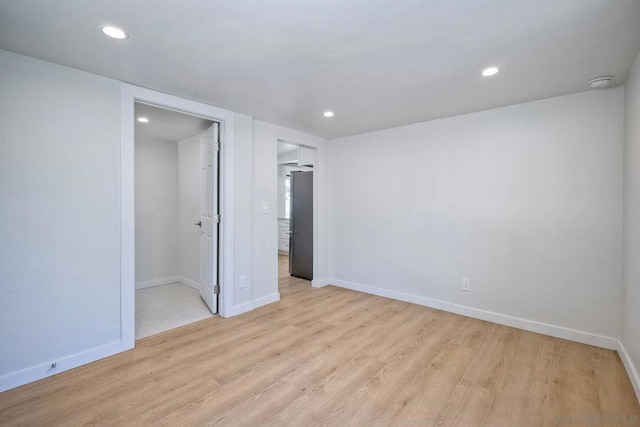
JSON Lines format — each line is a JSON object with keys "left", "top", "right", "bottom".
{"left": 462, "top": 277, "right": 471, "bottom": 292}
{"left": 239, "top": 275, "right": 248, "bottom": 289}
{"left": 262, "top": 202, "right": 269, "bottom": 214}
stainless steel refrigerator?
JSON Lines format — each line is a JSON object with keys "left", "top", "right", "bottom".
{"left": 289, "top": 171, "right": 313, "bottom": 280}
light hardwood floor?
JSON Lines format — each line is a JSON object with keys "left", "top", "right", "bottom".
{"left": 1, "top": 255, "right": 639, "bottom": 426}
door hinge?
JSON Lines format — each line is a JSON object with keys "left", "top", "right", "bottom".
{"left": 213, "top": 284, "right": 220, "bottom": 294}
{"left": 214, "top": 142, "right": 220, "bottom": 152}
{"left": 215, "top": 214, "right": 221, "bottom": 223}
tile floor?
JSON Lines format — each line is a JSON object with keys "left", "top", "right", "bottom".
{"left": 135, "top": 282, "right": 214, "bottom": 339}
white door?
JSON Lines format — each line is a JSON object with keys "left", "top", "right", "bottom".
{"left": 199, "top": 122, "right": 219, "bottom": 313}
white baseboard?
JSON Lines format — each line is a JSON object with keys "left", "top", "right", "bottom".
{"left": 618, "top": 340, "right": 640, "bottom": 404}
{"left": 177, "top": 275, "right": 199, "bottom": 290}
{"left": 231, "top": 293, "right": 281, "bottom": 316}
{"left": 328, "top": 278, "right": 618, "bottom": 350}
{"left": 135, "top": 276, "right": 180, "bottom": 290}
{"left": 232, "top": 301, "right": 255, "bottom": 316}
{"left": 311, "top": 278, "right": 329, "bottom": 288}
{"left": 253, "top": 292, "right": 280, "bottom": 308}
{"left": 0, "top": 341, "right": 122, "bottom": 393}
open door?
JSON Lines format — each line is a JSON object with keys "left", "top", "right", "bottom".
{"left": 199, "top": 122, "right": 219, "bottom": 313}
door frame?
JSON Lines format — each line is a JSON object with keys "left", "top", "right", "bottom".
{"left": 120, "top": 83, "right": 235, "bottom": 351}
{"left": 276, "top": 140, "right": 321, "bottom": 284}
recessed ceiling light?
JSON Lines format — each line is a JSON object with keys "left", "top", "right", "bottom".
{"left": 102, "top": 26, "right": 128, "bottom": 40}
{"left": 482, "top": 67, "right": 499, "bottom": 77}
{"left": 323, "top": 111, "right": 334, "bottom": 118}
{"left": 137, "top": 117, "right": 149, "bottom": 123}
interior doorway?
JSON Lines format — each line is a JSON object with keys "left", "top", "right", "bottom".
{"left": 134, "top": 102, "right": 219, "bottom": 339}
{"left": 277, "top": 141, "right": 315, "bottom": 285}
{"left": 121, "top": 83, "right": 236, "bottom": 351}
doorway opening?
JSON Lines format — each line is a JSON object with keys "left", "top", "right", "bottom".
{"left": 277, "top": 141, "right": 315, "bottom": 288}
{"left": 134, "top": 102, "right": 220, "bottom": 339}
{"left": 121, "top": 83, "right": 236, "bottom": 351}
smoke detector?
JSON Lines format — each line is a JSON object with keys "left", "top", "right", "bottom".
{"left": 588, "top": 76, "right": 613, "bottom": 89}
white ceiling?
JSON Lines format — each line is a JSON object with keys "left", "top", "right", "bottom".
{"left": 135, "top": 103, "right": 212, "bottom": 142}
{"left": 1, "top": 0, "right": 639, "bottom": 139}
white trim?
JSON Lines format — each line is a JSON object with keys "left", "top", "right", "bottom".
{"left": 618, "top": 341, "right": 640, "bottom": 404}
{"left": 120, "top": 83, "right": 236, "bottom": 352}
{"left": 0, "top": 341, "right": 121, "bottom": 393}
{"left": 311, "top": 278, "right": 329, "bottom": 288}
{"left": 231, "top": 292, "right": 281, "bottom": 316}
{"left": 274, "top": 136, "right": 326, "bottom": 286}
{"left": 232, "top": 301, "right": 255, "bottom": 316}
{"left": 136, "top": 276, "right": 180, "bottom": 290}
{"left": 328, "top": 278, "right": 618, "bottom": 350}
{"left": 219, "top": 106, "right": 235, "bottom": 320}
{"left": 120, "top": 84, "right": 135, "bottom": 351}
{"left": 253, "top": 292, "right": 280, "bottom": 308}
{"left": 177, "top": 276, "right": 200, "bottom": 291}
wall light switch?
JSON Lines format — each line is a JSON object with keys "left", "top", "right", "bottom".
{"left": 262, "top": 202, "right": 269, "bottom": 214}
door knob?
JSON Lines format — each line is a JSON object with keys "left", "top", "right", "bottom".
{"left": 195, "top": 221, "right": 202, "bottom": 227}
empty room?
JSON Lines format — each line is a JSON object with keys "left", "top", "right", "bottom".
{"left": 1, "top": 1, "right": 640, "bottom": 425}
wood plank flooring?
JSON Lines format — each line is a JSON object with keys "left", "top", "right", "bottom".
{"left": 1, "top": 255, "right": 639, "bottom": 426}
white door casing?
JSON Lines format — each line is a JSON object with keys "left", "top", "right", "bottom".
{"left": 121, "top": 83, "right": 235, "bottom": 352}
{"left": 199, "top": 122, "right": 219, "bottom": 313}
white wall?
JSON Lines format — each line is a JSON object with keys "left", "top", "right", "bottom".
{"left": 621, "top": 49, "right": 640, "bottom": 400}
{"left": 0, "top": 51, "right": 121, "bottom": 382}
{"left": 135, "top": 137, "right": 179, "bottom": 284}
{"left": 178, "top": 134, "right": 200, "bottom": 285}
{"left": 277, "top": 172, "right": 288, "bottom": 219}
{"left": 233, "top": 114, "right": 255, "bottom": 309}
{"left": 329, "top": 88, "right": 624, "bottom": 341}
{"left": 0, "top": 49, "right": 280, "bottom": 391}
{"left": 252, "top": 121, "right": 329, "bottom": 303}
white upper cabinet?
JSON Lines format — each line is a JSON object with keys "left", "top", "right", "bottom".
{"left": 279, "top": 146, "right": 314, "bottom": 167}
{"left": 297, "top": 146, "right": 314, "bottom": 167}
